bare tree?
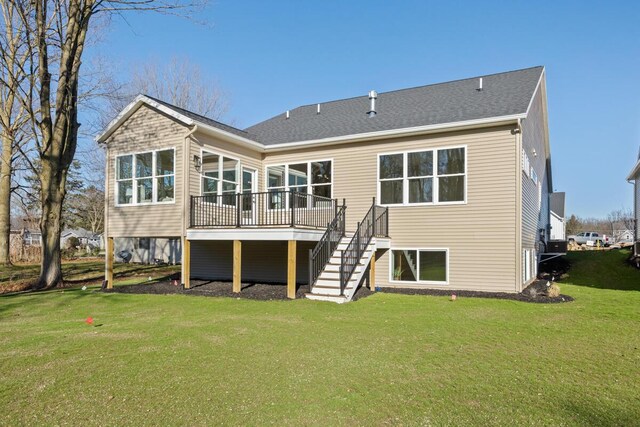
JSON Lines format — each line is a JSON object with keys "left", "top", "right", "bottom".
{"left": 3, "top": 0, "right": 206, "bottom": 289}
{"left": 0, "top": 0, "right": 32, "bottom": 265}
{"left": 104, "top": 55, "right": 229, "bottom": 126}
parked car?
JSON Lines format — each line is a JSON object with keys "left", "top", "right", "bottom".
{"left": 568, "top": 232, "right": 611, "bottom": 247}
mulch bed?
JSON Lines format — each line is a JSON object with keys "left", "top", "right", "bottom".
{"left": 105, "top": 258, "right": 574, "bottom": 303}
{"left": 379, "top": 284, "right": 573, "bottom": 304}
{"left": 105, "top": 279, "right": 374, "bottom": 301}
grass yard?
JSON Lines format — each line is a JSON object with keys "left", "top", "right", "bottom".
{"left": 0, "top": 250, "right": 639, "bottom": 426}
{"left": 0, "top": 260, "right": 180, "bottom": 293}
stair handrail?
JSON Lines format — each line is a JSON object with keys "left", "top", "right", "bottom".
{"left": 339, "top": 197, "right": 388, "bottom": 294}
{"left": 308, "top": 200, "right": 347, "bottom": 290}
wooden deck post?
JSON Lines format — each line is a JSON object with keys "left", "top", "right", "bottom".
{"left": 369, "top": 251, "right": 376, "bottom": 291}
{"left": 182, "top": 238, "right": 191, "bottom": 289}
{"left": 233, "top": 240, "right": 242, "bottom": 293}
{"left": 287, "top": 240, "right": 297, "bottom": 299}
{"left": 106, "top": 237, "right": 114, "bottom": 289}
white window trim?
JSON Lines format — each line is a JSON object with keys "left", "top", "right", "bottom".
{"left": 389, "top": 247, "right": 450, "bottom": 285}
{"left": 263, "top": 159, "right": 334, "bottom": 209}
{"left": 199, "top": 148, "right": 241, "bottom": 206}
{"left": 115, "top": 146, "right": 176, "bottom": 207}
{"left": 377, "top": 145, "right": 467, "bottom": 207}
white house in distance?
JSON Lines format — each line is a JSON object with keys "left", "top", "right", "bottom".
{"left": 628, "top": 148, "right": 640, "bottom": 255}
{"left": 98, "top": 66, "right": 566, "bottom": 302}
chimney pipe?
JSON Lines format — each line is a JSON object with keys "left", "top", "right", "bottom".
{"left": 367, "top": 90, "right": 377, "bottom": 117}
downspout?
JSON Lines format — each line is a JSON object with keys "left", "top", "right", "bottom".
{"left": 103, "top": 142, "right": 110, "bottom": 282}
{"left": 515, "top": 118, "right": 523, "bottom": 292}
{"left": 181, "top": 125, "right": 198, "bottom": 279}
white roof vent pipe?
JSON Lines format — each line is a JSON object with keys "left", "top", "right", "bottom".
{"left": 477, "top": 77, "right": 483, "bottom": 91}
{"left": 317, "top": 103, "right": 321, "bottom": 114}
{"left": 367, "top": 90, "right": 378, "bottom": 117}
{"left": 286, "top": 110, "right": 290, "bottom": 119}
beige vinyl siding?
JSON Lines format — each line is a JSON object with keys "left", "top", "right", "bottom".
{"left": 191, "top": 240, "right": 314, "bottom": 283}
{"left": 265, "top": 126, "right": 519, "bottom": 292}
{"left": 188, "top": 133, "right": 263, "bottom": 198}
{"left": 106, "top": 105, "right": 187, "bottom": 237}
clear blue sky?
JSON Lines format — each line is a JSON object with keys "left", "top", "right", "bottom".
{"left": 91, "top": 0, "right": 640, "bottom": 218}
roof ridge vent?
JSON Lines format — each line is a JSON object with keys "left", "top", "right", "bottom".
{"left": 477, "top": 77, "right": 483, "bottom": 91}
{"left": 367, "top": 90, "right": 377, "bottom": 117}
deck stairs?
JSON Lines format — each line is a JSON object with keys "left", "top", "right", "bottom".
{"left": 306, "top": 233, "right": 377, "bottom": 304}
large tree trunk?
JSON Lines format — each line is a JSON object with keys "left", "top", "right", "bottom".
{"left": 0, "top": 133, "right": 12, "bottom": 265}
{"left": 36, "top": 159, "right": 67, "bottom": 289}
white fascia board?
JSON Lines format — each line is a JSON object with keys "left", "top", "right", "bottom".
{"left": 627, "top": 159, "right": 640, "bottom": 181}
{"left": 195, "top": 123, "right": 267, "bottom": 152}
{"left": 262, "top": 114, "right": 525, "bottom": 152}
{"left": 96, "top": 95, "right": 195, "bottom": 143}
{"left": 187, "top": 228, "right": 326, "bottom": 241}
{"left": 524, "top": 67, "right": 546, "bottom": 118}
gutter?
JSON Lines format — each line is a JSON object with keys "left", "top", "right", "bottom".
{"left": 261, "top": 114, "right": 525, "bottom": 152}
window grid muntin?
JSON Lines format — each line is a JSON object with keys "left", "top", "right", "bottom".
{"left": 115, "top": 148, "right": 175, "bottom": 206}
{"left": 378, "top": 147, "right": 466, "bottom": 206}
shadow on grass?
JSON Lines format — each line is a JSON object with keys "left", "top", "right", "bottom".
{"left": 563, "top": 249, "right": 639, "bottom": 292}
{"left": 561, "top": 398, "right": 640, "bottom": 427}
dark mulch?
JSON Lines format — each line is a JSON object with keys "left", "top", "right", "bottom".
{"left": 379, "top": 284, "right": 573, "bottom": 303}
{"left": 105, "top": 279, "right": 374, "bottom": 301}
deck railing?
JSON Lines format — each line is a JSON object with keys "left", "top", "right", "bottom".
{"left": 339, "top": 198, "right": 389, "bottom": 294}
{"left": 308, "top": 201, "right": 346, "bottom": 290}
{"left": 190, "top": 191, "right": 338, "bottom": 229}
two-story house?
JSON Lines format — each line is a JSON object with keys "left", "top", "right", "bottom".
{"left": 98, "top": 66, "right": 565, "bottom": 302}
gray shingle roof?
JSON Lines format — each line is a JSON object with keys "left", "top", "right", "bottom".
{"left": 245, "top": 66, "right": 543, "bottom": 145}
{"left": 144, "top": 95, "right": 255, "bottom": 140}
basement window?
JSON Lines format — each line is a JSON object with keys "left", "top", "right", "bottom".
{"left": 390, "top": 248, "right": 448, "bottom": 284}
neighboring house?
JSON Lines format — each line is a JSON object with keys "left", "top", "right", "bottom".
{"left": 98, "top": 66, "right": 564, "bottom": 302}
{"left": 549, "top": 192, "right": 566, "bottom": 241}
{"left": 61, "top": 228, "right": 104, "bottom": 249}
{"left": 628, "top": 148, "right": 640, "bottom": 255}
{"left": 10, "top": 229, "right": 42, "bottom": 246}
{"left": 613, "top": 229, "right": 634, "bottom": 244}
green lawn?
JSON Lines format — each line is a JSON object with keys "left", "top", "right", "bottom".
{"left": 1, "top": 250, "right": 638, "bottom": 426}
{"left": 0, "top": 260, "right": 180, "bottom": 293}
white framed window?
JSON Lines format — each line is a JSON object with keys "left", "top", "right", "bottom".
{"left": 378, "top": 146, "right": 466, "bottom": 206}
{"left": 531, "top": 167, "right": 538, "bottom": 185}
{"left": 201, "top": 150, "right": 239, "bottom": 206}
{"left": 115, "top": 148, "right": 175, "bottom": 206}
{"left": 390, "top": 248, "right": 449, "bottom": 284}
{"left": 522, "top": 149, "right": 531, "bottom": 178}
{"left": 265, "top": 160, "right": 333, "bottom": 208}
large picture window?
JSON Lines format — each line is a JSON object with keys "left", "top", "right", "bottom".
{"left": 116, "top": 148, "right": 175, "bottom": 206}
{"left": 266, "top": 160, "right": 332, "bottom": 208}
{"left": 378, "top": 147, "right": 465, "bottom": 205}
{"left": 390, "top": 249, "right": 448, "bottom": 284}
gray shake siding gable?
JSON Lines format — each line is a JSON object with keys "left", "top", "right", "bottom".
{"left": 102, "top": 66, "right": 557, "bottom": 294}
